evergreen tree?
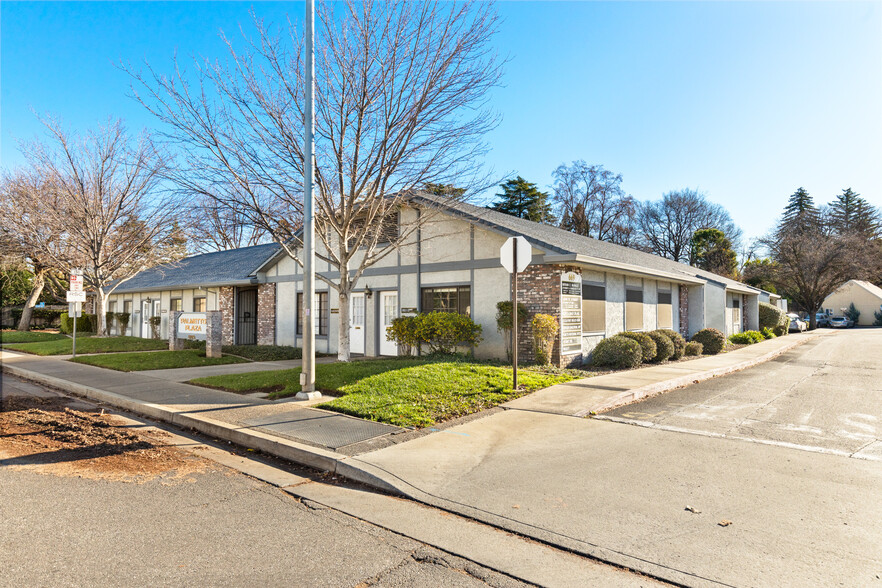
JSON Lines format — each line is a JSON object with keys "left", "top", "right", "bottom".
{"left": 489, "top": 176, "right": 555, "bottom": 223}
{"left": 690, "top": 228, "right": 738, "bottom": 278}
{"left": 830, "top": 188, "right": 881, "bottom": 238}
{"left": 781, "top": 187, "right": 818, "bottom": 230}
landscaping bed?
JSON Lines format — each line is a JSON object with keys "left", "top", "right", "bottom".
{"left": 5, "top": 336, "right": 168, "bottom": 356}
{"left": 70, "top": 349, "right": 249, "bottom": 372}
{"left": 0, "top": 330, "right": 68, "bottom": 345}
{"left": 189, "top": 358, "right": 579, "bottom": 428}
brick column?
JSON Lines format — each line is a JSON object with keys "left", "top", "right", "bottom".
{"left": 678, "top": 285, "right": 689, "bottom": 337}
{"left": 219, "top": 286, "right": 235, "bottom": 346}
{"left": 742, "top": 294, "right": 749, "bottom": 332}
{"left": 257, "top": 283, "right": 276, "bottom": 346}
{"left": 515, "top": 264, "right": 582, "bottom": 368}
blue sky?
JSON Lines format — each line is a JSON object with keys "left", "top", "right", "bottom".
{"left": 2, "top": 1, "right": 880, "bottom": 241}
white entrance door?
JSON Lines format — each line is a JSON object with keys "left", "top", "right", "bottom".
{"left": 350, "top": 293, "right": 365, "bottom": 354}
{"left": 141, "top": 300, "right": 151, "bottom": 338}
{"left": 379, "top": 292, "right": 398, "bottom": 356}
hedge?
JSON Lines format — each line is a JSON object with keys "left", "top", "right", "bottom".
{"left": 759, "top": 302, "right": 788, "bottom": 333}
{"left": 618, "top": 331, "right": 656, "bottom": 364}
{"left": 691, "top": 328, "right": 726, "bottom": 355}
{"left": 60, "top": 312, "right": 95, "bottom": 334}
{"left": 591, "top": 335, "right": 642, "bottom": 369}
{"left": 387, "top": 312, "right": 483, "bottom": 355}
{"left": 647, "top": 330, "right": 675, "bottom": 362}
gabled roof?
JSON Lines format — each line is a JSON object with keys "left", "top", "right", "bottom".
{"left": 112, "top": 242, "right": 281, "bottom": 294}
{"left": 828, "top": 279, "right": 882, "bottom": 300}
{"left": 413, "top": 194, "right": 759, "bottom": 293}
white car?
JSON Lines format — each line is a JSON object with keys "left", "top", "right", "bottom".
{"left": 787, "top": 314, "right": 807, "bottom": 332}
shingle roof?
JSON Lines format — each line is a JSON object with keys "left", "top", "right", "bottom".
{"left": 112, "top": 242, "right": 281, "bottom": 293}
{"left": 414, "top": 193, "right": 757, "bottom": 291}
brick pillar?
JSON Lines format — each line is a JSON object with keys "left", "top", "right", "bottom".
{"left": 168, "top": 310, "right": 184, "bottom": 350}
{"left": 257, "top": 283, "right": 276, "bottom": 346}
{"left": 742, "top": 294, "right": 749, "bottom": 332}
{"left": 206, "top": 311, "right": 223, "bottom": 358}
{"left": 678, "top": 285, "right": 689, "bottom": 337}
{"left": 515, "top": 264, "right": 582, "bottom": 368}
{"left": 219, "top": 286, "right": 235, "bottom": 346}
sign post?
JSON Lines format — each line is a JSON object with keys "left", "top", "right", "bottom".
{"left": 67, "top": 269, "right": 84, "bottom": 358}
{"left": 500, "top": 236, "right": 531, "bottom": 390}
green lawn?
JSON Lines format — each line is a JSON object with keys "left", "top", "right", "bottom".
{"left": 5, "top": 336, "right": 170, "bottom": 356}
{"left": 0, "top": 330, "right": 69, "bottom": 344}
{"left": 190, "top": 358, "right": 578, "bottom": 428}
{"left": 70, "top": 349, "right": 249, "bottom": 372}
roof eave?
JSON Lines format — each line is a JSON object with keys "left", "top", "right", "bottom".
{"left": 111, "top": 279, "right": 256, "bottom": 294}
{"left": 543, "top": 254, "right": 707, "bottom": 285}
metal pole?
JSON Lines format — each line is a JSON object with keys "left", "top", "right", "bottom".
{"left": 512, "top": 239, "right": 518, "bottom": 390}
{"left": 298, "top": 0, "right": 319, "bottom": 399}
{"left": 72, "top": 304, "right": 77, "bottom": 359}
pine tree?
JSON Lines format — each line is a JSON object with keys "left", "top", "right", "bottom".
{"left": 489, "top": 176, "right": 556, "bottom": 223}
{"left": 781, "top": 187, "right": 818, "bottom": 227}
{"left": 690, "top": 228, "right": 737, "bottom": 278}
{"left": 830, "top": 188, "right": 881, "bottom": 238}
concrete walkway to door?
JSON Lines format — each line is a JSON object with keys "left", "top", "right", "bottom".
{"left": 141, "top": 356, "right": 338, "bottom": 383}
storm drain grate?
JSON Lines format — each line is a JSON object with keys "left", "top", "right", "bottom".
{"left": 241, "top": 408, "right": 402, "bottom": 450}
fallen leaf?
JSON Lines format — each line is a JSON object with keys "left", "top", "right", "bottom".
{"left": 512, "top": 504, "right": 520, "bottom": 509}
{"left": 685, "top": 506, "right": 701, "bottom": 514}
{"left": 718, "top": 520, "right": 732, "bottom": 527}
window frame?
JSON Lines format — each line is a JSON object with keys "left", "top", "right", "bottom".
{"left": 657, "top": 290, "right": 673, "bottom": 329}
{"left": 193, "top": 297, "right": 207, "bottom": 312}
{"left": 420, "top": 285, "right": 471, "bottom": 316}
{"left": 297, "top": 291, "right": 329, "bottom": 337}
{"left": 581, "top": 283, "right": 606, "bottom": 334}
{"left": 625, "top": 287, "right": 644, "bottom": 331}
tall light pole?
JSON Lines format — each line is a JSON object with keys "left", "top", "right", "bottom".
{"left": 297, "top": 0, "right": 320, "bottom": 400}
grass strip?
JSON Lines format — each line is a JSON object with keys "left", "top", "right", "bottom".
{"left": 70, "top": 349, "right": 249, "bottom": 372}
{"left": 5, "top": 336, "right": 168, "bottom": 356}
{"left": 190, "top": 358, "right": 578, "bottom": 428}
{"left": 0, "top": 330, "right": 69, "bottom": 344}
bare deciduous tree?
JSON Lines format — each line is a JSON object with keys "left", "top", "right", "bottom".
{"left": 637, "top": 188, "right": 742, "bottom": 263}
{"left": 25, "top": 118, "right": 179, "bottom": 336}
{"left": 186, "top": 192, "right": 271, "bottom": 253}
{"left": 0, "top": 170, "right": 72, "bottom": 330}
{"left": 552, "top": 161, "right": 636, "bottom": 245}
{"left": 128, "top": 0, "right": 503, "bottom": 360}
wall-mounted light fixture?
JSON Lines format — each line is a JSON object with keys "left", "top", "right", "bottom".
{"left": 364, "top": 285, "right": 373, "bottom": 299}
{"left": 145, "top": 297, "right": 152, "bottom": 304}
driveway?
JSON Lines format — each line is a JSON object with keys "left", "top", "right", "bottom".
{"left": 354, "top": 329, "right": 882, "bottom": 586}
{"left": 603, "top": 329, "right": 881, "bottom": 460}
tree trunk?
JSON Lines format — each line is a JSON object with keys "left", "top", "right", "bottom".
{"left": 95, "top": 288, "right": 108, "bottom": 336}
{"left": 16, "top": 270, "right": 46, "bottom": 331}
{"left": 337, "top": 288, "right": 351, "bottom": 362}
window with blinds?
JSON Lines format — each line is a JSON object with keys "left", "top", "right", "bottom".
{"left": 581, "top": 284, "right": 606, "bottom": 333}
{"left": 626, "top": 288, "right": 644, "bottom": 331}
{"left": 193, "top": 297, "right": 206, "bottom": 312}
{"left": 348, "top": 212, "right": 399, "bottom": 249}
{"left": 657, "top": 291, "right": 672, "bottom": 329}
{"left": 421, "top": 286, "right": 470, "bottom": 315}
{"left": 171, "top": 298, "right": 183, "bottom": 312}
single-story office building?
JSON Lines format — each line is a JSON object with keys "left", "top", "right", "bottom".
{"left": 108, "top": 195, "right": 777, "bottom": 367}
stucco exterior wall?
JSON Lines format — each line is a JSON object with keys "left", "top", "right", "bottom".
{"left": 822, "top": 281, "right": 882, "bottom": 326}
{"left": 704, "top": 284, "right": 727, "bottom": 335}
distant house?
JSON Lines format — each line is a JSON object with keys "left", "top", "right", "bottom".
{"left": 108, "top": 194, "right": 781, "bottom": 366}
{"left": 822, "top": 280, "right": 882, "bottom": 326}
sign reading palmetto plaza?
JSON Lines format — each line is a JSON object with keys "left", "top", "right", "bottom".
{"left": 177, "top": 312, "right": 207, "bottom": 341}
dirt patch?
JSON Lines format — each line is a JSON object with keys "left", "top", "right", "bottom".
{"left": 0, "top": 395, "right": 213, "bottom": 483}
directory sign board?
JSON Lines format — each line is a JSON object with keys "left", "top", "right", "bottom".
{"left": 560, "top": 272, "right": 582, "bottom": 355}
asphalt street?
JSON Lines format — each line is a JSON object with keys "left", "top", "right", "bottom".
{"left": 604, "top": 329, "right": 881, "bottom": 459}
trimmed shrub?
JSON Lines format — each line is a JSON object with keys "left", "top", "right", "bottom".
{"left": 773, "top": 316, "right": 790, "bottom": 337}
{"left": 408, "top": 312, "right": 483, "bottom": 355}
{"left": 60, "top": 312, "right": 93, "bottom": 334}
{"left": 874, "top": 309, "right": 882, "bottom": 327}
{"left": 387, "top": 315, "right": 420, "bottom": 356}
{"left": 761, "top": 326, "right": 776, "bottom": 339}
{"left": 618, "top": 331, "right": 655, "bottom": 364}
{"left": 759, "top": 302, "right": 787, "bottom": 330}
{"left": 496, "top": 301, "right": 528, "bottom": 361}
{"left": 591, "top": 335, "right": 642, "bottom": 369}
{"left": 148, "top": 316, "right": 162, "bottom": 339}
{"left": 531, "top": 313, "right": 559, "bottom": 366}
{"left": 647, "top": 330, "right": 674, "bottom": 362}
{"left": 691, "top": 328, "right": 726, "bottom": 355}
{"left": 656, "top": 329, "right": 686, "bottom": 360}
{"left": 684, "top": 341, "right": 703, "bottom": 356}
{"left": 105, "top": 311, "right": 116, "bottom": 333}
{"left": 115, "top": 312, "right": 131, "bottom": 335}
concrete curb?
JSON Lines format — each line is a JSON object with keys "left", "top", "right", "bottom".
{"left": 0, "top": 361, "right": 401, "bottom": 495}
{"left": 579, "top": 333, "right": 821, "bottom": 416}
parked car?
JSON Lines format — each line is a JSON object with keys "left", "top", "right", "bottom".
{"left": 829, "top": 316, "right": 853, "bottom": 328}
{"left": 815, "top": 313, "right": 831, "bottom": 328}
{"left": 787, "top": 313, "right": 807, "bottom": 332}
